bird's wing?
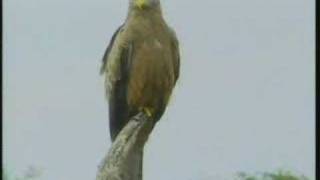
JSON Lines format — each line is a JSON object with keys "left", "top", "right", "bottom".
{"left": 100, "top": 25, "right": 134, "bottom": 98}
{"left": 100, "top": 25, "right": 134, "bottom": 140}
{"left": 169, "top": 28, "right": 180, "bottom": 84}
{"left": 108, "top": 41, "right": 134, "bottom": 141}
{"left": 100, "top": 25, "right": 124, "bottom": 74}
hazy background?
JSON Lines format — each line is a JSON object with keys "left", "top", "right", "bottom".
{"left": 3, "top": 0, "right": 315, "bottom": 180}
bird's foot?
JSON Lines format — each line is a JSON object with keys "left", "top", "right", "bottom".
{"left": 142, "top": 107, "right": 153, "bottom": 118}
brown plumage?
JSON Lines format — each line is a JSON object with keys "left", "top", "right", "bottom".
{"left": 101, "top": 0, "right": 180, "bottom": 141}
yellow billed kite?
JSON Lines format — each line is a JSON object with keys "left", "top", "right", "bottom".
{"left": 100, "top": 0, "right": 180, "bottom": 141}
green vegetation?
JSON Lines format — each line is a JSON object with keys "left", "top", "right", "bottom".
{"left": 3, "top": 168, "right": 310, "bottom": 180}
{"left": 3, "top": 166, "right": 42, "bottom": 180}
{"left": 236, "top": 170, "right": 310, "bottom": 180}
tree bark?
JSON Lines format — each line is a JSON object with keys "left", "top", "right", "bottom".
{"left": 96, "top": 112, "right": 155, "bottom": 180}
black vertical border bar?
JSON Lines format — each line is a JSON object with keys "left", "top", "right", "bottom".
{"left": 316, "top": 0, "right": 319, "bottom": 179}
{"left": 1, "top": 0, "right": 4, "bottom": 176}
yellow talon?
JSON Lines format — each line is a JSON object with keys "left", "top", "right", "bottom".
{"left": 143, "top": 107, "right": 152, "bottom": 117}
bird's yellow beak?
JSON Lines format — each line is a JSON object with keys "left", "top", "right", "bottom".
{"left": 136, "top": 0, "right": 146, "bottom": 9}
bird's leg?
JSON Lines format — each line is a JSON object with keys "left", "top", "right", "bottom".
{"left": 140, "top": 107, "right": 153, "bottom": 118}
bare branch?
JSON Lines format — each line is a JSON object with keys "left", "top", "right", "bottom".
{"left": 96, "top": 112, "right": 155, "bottom": 180}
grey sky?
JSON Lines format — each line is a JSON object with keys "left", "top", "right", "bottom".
{"left": 3, "top": 0, "right": 315, "bottom": 180}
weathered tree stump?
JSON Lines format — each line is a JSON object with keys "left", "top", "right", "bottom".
{"left": 96, "top": 112, "right": 155, "bottom": 180}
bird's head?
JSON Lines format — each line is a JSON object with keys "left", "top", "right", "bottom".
{"left": 131, "top": 0, "right": 160, "bottom": 9}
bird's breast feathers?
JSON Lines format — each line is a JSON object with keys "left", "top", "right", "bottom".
{"left": 104, "top": 23, "right": 177, "bottom": 100}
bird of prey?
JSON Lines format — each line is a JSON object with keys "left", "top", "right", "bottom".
{"left": 100, "top": 0, "right": 180, "bottom": 142}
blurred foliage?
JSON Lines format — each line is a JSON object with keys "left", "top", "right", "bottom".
{"left": 3, "top": 167, "right": 310, "bottom": 180}
{"left": 236, "top": 170, "right": 309, "bottom": 180}
{"left": 3, "top": 166, "right": 42, "bottom": 180}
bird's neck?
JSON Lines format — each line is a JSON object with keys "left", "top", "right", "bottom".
{"left": 127, "top": 3, "right": 163, "bottom": 19}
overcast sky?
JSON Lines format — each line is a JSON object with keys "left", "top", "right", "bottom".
{"left": 3, "top": 0, "right": 315, "bottom": 180}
